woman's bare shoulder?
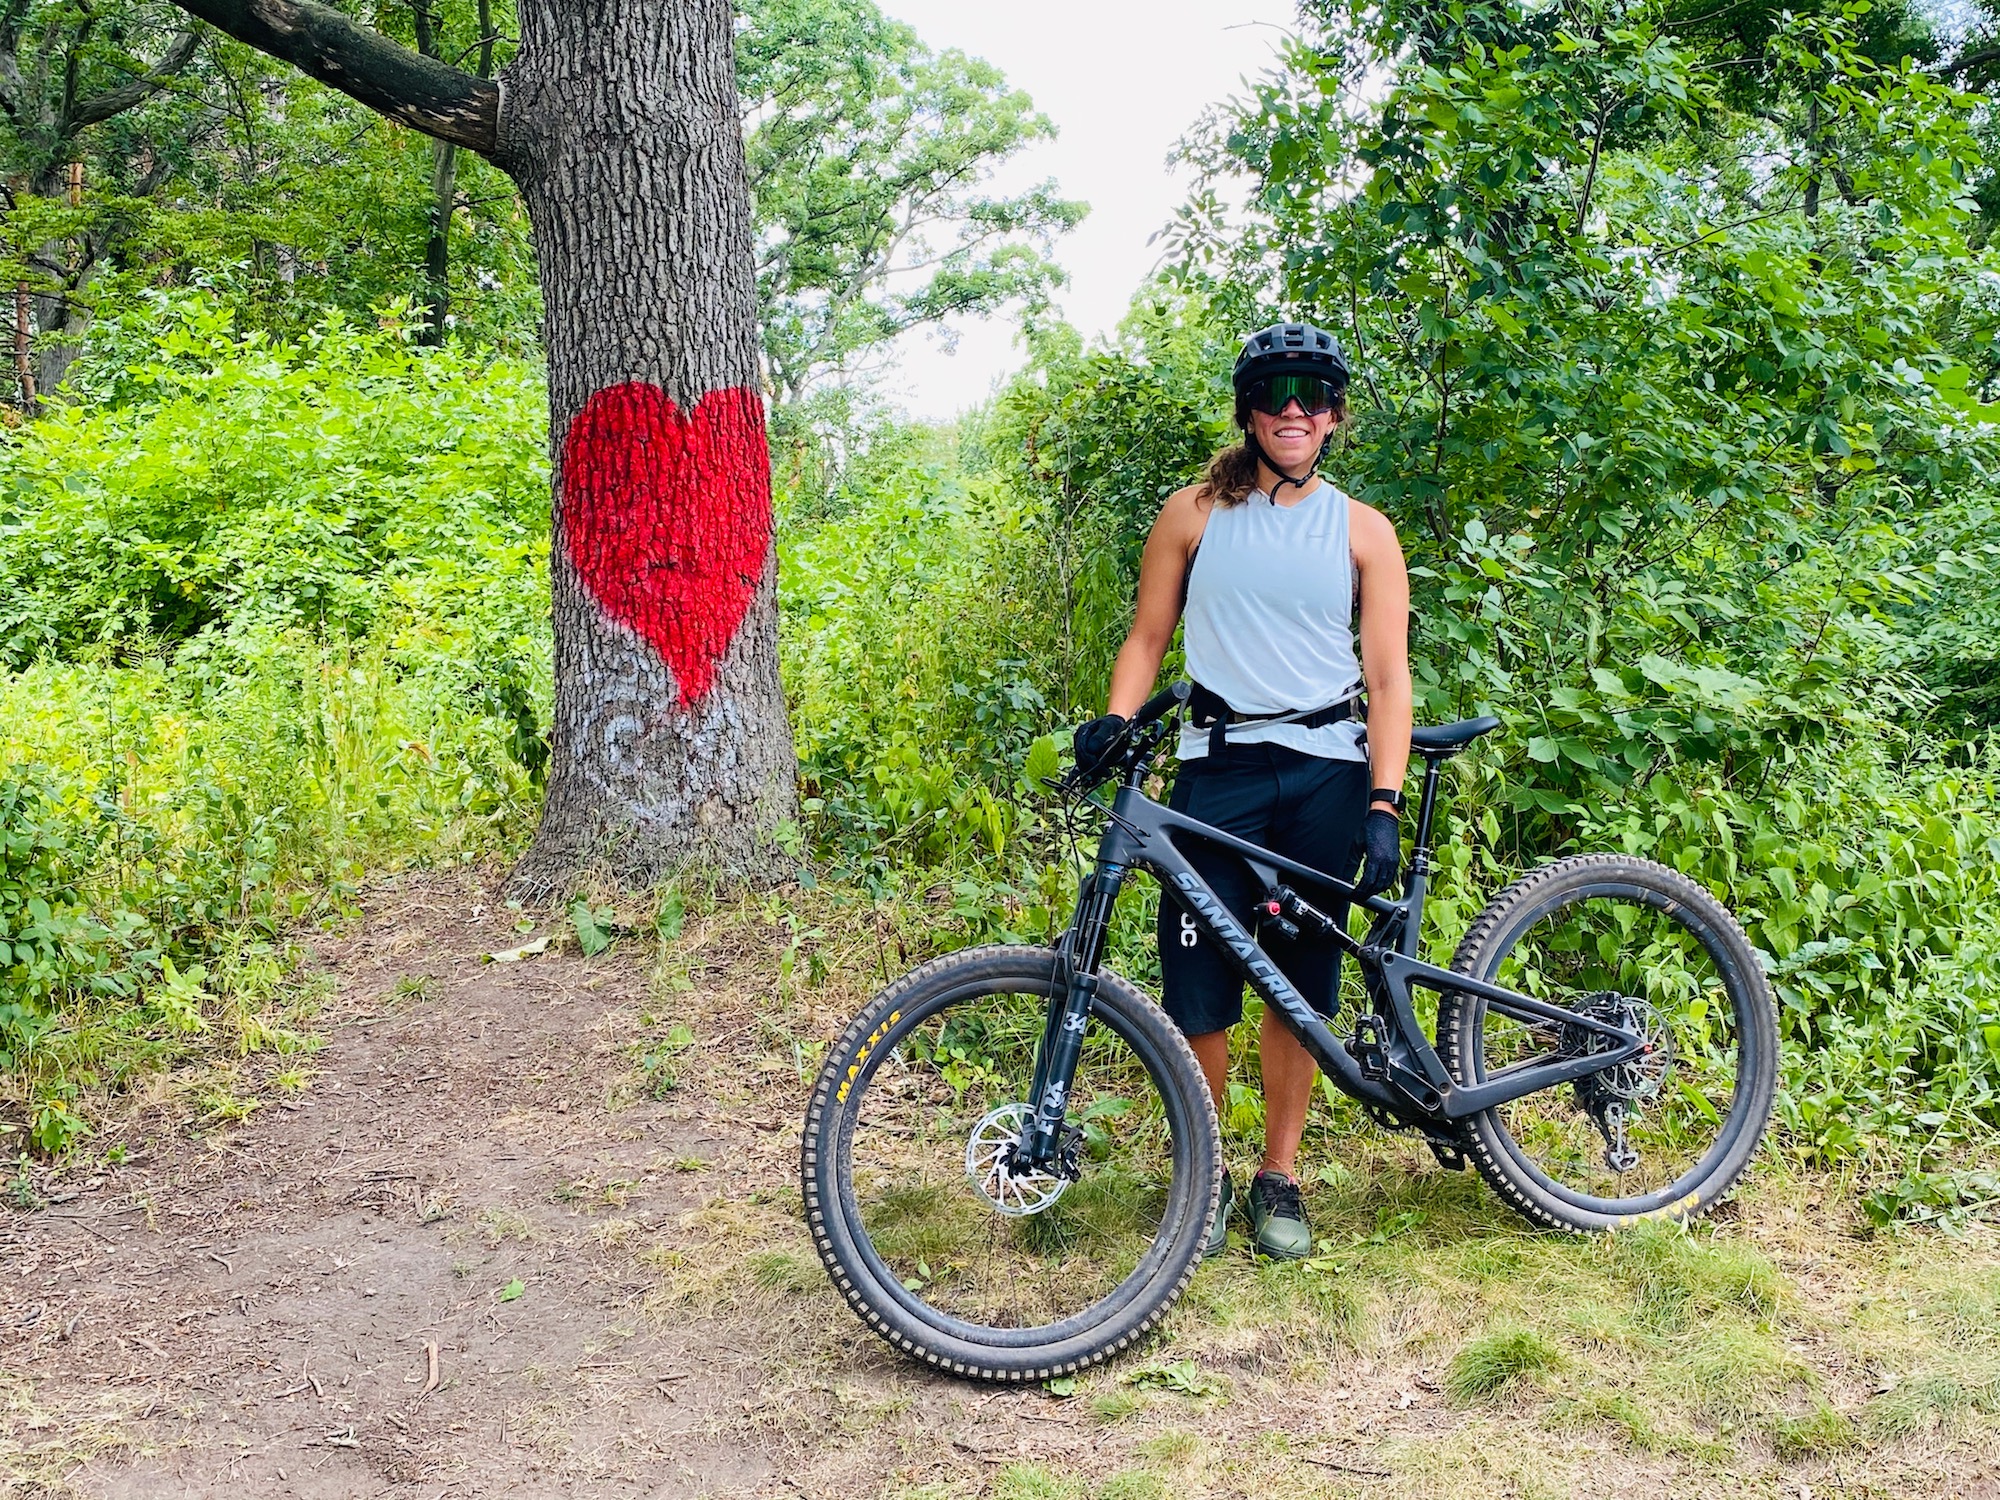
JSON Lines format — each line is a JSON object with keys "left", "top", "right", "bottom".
{"left": 1152, "top": 483, "right": 1212, "bottom": 540}
{"left": 1346, "top": 495, "right": 1402, "bottom": 550}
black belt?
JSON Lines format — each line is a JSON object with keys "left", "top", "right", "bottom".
{"left": 1187, "top": 681, "right": 1365, "bottom": 759}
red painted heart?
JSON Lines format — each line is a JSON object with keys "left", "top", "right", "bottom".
{"left": 560, "top": 381, "right": 773, "bottom": 706}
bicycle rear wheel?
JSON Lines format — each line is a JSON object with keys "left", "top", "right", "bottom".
{"left": 802, "top": 945, "right": 1219, "bottom": 1379}
{"left": 1437, "top": 855, "right": 1777, "bottom": 1232}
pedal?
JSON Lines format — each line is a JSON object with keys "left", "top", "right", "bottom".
{"left": 1425, "top": 1135, "right": 1469, "bottom": 1173}
{"left": 1348, "top": 1014, "right": 1390, "bottom": 1081}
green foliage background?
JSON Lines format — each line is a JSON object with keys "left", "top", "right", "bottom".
{"left": 1, "top": 0, "right": 1997, "bottom": 1206}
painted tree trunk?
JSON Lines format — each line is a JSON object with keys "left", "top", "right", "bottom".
{"left": 498, "top": 0, "right": 798, "bottom": 892}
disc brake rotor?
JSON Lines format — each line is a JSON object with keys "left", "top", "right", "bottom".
{"left": 965, "top": 1103, "right": 1072, "bottom": 1217}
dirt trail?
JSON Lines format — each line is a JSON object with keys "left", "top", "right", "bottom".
{"left": 1, "top": 874, "right": 880, "bottom": 1497}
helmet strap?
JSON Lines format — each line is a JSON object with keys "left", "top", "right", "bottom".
{"left": 1245, "top": 433, "right": 1319, "bottom": 502}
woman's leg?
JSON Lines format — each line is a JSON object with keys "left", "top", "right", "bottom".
{"left": 1156, "top": 748, "right": 1277, "bottom": 1070}
{"left": 1189, "top": 1030, "right": 1230, "bottom": 1115}
{"left": 1259, "top": 752, "right": 1372, "bottom": 1179}
{"left": 1258, "top": 1004, "right": 1317, "bottom": 1178}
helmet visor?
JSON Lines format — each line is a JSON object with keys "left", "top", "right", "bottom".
{"left": 1246, "top": 372, "right": 1342, "bottom": 417}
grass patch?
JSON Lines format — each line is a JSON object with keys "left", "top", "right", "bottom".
{"left": 477, "top": 1206, "right": 536, "bottom": 1243}
{"left": 1134, "top": 1429, "right": 1201, "bottom": 1466}
{"left": 1769, "top": 1400, "right": 1859, "bottom": 1458}
{"left": 1445, "top": 1327, "right": 1564, "bottom": 1403}
{"left": 1089, "top": 1388, "right": 1142, "bottom": 1423}
{"left": 1597, "top": 1221, "right": 1782, "bottom": 1332}
{"left": 748, "top": 1250, "right": 823, "bottom": 1295}
{"left": 1665, "top": 1322, "right": 1808, "bottom": 1422}
{"left": 1862, "top": 1371, "right": 2000, "bottom": 1438}
{"left": 994, "top": 1464, "right": 1084, "bottom": 1500}
{"left": 1543, "top": 1388, "right": 1663, "bottom": 1451}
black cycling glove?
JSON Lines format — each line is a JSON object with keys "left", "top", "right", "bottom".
{"left": 1351, "top": 808, "right": 1403, "bottom": 900}
{"left": 1072, "top": 713, "right": 1129, "bottom": 772}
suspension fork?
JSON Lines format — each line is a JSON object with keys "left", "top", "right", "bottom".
{"left": 1020, "top": 860, "right": 1126, "bottom": 1167}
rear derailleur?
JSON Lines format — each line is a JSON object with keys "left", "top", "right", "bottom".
{"left": 1585, "top": 1098, "right": 1640, "bottom": 1175}
{"left": 1565, "top": 991, "right": 1669, "bottom": 1175}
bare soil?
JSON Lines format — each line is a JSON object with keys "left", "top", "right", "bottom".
{"left": 3, "top": 871, "right": 1996, "bottom": 1500}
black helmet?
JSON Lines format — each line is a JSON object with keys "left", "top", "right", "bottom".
{"left": 1231, "top": 320, "right": 1350, "bottom": 399}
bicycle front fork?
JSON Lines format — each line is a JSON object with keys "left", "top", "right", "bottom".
{"left": 1019, "top": 861, "right": 1126, "bottom": 1169}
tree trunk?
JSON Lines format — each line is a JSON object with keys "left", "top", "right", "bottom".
{"left": 420, "top": 139, "right": 458, "bottom": 345}
{"left": 165, "top": 0, "right": 801, "bottom": 891}
{"left": 499, "top": 0, "right": 799, "bottom": 893}
{"left": 25, "top": 163, "right": 88, "bottom": 399}
{"left": 13, "top": 283, "right": 36, "bottom": 412}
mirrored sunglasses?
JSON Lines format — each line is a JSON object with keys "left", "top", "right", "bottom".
{"left": 1246, "top": 373, "right": 1342, "bottom": 417}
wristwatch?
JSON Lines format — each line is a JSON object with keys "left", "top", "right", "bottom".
{"left": 1370, "top": 788, "right": 1406, "bottom": 814}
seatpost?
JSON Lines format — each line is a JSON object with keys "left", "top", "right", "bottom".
{"left": 1399, "top": 753, "right": 1446, "bottom": 958}
{"left": 1413, "top": 753, "right": 1444, "bottom": 853}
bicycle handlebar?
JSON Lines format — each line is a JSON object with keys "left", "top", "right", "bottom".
{"left": 1130, "top": 680, "right": 1190, "bottom": 732}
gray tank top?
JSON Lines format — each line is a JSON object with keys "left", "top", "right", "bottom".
{"left": 1176, "top": 478, "right": 1367, "bottom": 763}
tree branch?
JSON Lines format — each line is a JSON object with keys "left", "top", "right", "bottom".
{"left": 167, "top": 0, "right": 498, "bottom": 154}
{"left": 1939, "top": 43, "right": 2000, "bottom": 83}
{"left": 70, "top": 30, "right": 201, "bottom": 130}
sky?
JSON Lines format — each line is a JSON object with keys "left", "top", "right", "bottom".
{"left": 871, "top": 0, "right": 1299, "bottom": 420}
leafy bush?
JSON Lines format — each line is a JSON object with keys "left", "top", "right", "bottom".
{"left": 0, "top": 290, "right": 549, "bottom": 663}
{"left": 0, "top": 294, "right": 552, "bottom": 1152}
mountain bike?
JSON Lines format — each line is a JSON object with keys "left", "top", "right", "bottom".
{"left": 802, "top": 683, "right": 1777, "bottom": 1380}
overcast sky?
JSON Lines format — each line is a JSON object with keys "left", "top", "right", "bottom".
{"left": 871, "top": 0, "right": 1299, "bottom": 420}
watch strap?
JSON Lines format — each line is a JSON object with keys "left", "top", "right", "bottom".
{"left": 1370, "top": 788, "right": 1406, "bottom": 813}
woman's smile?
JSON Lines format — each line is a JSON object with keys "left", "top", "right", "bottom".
{"left": 1252, "top": 401, "right": 1334, "bottom": 473}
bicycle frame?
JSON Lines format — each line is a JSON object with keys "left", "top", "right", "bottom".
{"left": 1019, "top": 730, "right": 1648, "bottom": 1166}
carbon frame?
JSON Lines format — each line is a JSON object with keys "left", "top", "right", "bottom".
{"left": 1024, "top": 782, "right": 1646, "bottom": 1163}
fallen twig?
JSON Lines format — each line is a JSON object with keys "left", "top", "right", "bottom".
{"left": 419, "top": 1340, "right": 441, "bottom": 1400}
{"left": 1302, "top": 1455, "right": 1390, "bottom": 1479}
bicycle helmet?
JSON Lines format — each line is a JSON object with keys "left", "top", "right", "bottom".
{"left": 1232, "top": 320, "right": 1350, "bottom": 409}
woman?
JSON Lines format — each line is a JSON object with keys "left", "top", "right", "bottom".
{"left": 1072, "top": 320, "right": 1414, "bottom": 1261}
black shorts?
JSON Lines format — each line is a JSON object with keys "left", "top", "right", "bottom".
{"left": 1156, "top": 742, "right": 1370, "bottom": 1038}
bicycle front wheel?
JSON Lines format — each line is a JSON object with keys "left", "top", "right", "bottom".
{"left": 1437, "top": 855, "right": 1777, "bottom": 1232}
{"left": 802, "top": 945, "right": 1219, "bottom": 1380}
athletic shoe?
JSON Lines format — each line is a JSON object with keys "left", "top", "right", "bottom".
{"left": 1248, "top": 1170, "right": 1312, "bottom": 1260}
{"left": 1204, "top": 1169, "right": 1235, "bottom": 1259}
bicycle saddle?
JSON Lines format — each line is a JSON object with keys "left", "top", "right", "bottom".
{"left": 1410, "top": 715, "right": 1502, "bottom": 754}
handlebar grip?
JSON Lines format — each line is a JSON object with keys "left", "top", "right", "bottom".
{"left": 1130, "top": 680, "right": 1191, "bottom": 731}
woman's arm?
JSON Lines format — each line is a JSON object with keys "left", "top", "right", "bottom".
{"left": 1105, "top": 487, "right": 1204, "bottom": 717}
{"left": 1352, "top": 501, "right": 1413, "bottom": 802}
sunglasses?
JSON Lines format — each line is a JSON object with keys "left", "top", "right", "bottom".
{"left": 1245, "top": 373, "right": 1343, "bottom": 417}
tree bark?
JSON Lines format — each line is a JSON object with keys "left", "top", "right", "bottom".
{"left": 499, "top": 0, "right": 798, "bottom": 891}
{"left": 415, "top": 0, "right": 495, "bottom": 346}
{"left": 13, "top": 282, "right": 36, "bottom": 412}
{"left": 169, "top": 0, "right": 498, "bottom": 151}
{"left": 419, "top": 138, "right": 457, "bottom": 344}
